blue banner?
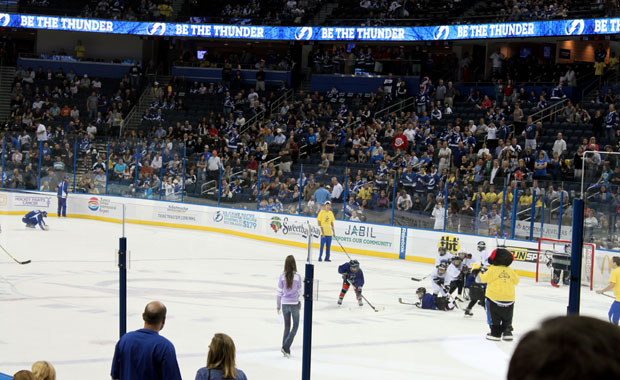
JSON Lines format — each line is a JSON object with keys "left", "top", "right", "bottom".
{"left": 0, "top": 13, "right": 617, "bottom": 41}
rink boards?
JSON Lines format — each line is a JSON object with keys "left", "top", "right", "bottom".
{"left": 2, "top": 190, "right": 612, "bottom": 280}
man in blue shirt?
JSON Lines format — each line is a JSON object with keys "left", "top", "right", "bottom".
{"left": 111, "top": 301, "right": 182, "bottom": 380}
{"left": 57, "top": 175, "right": 69, "bottom": 217}
{"left": 313, "top": 183, "right": 331, "bottom": 205}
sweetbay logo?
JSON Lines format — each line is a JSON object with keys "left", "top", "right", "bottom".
{"left": 147, "top": 22, "right": 167, "bottom": 36}
{"left": 213, "top": 210, "right": 257, "bottom": 229}
{"left": 270, "top": 216, "right": 320, "bottom": 239}
{"left": 565, "top": 19, "right": 585, "bottom": 35}
{"left": 434, "top": 25, "right": 450, "bottom": 40}
{"left": 295, "top": 26, "right": 313, "bottom": 40}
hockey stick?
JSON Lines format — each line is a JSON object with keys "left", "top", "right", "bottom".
{"left": 411, "top": 274, "right": 431, "bottom": 281}
{"left": 360, "top": 293, "right": 384, "bottom": 312}
{"left": 601, "top": 293, "right": 616, "bottom": 300}
{"left": 398, "top": 297, "right": 418, "bottom": 306}
{"left": 333, "top": 233, "right": 354, "bottom": 261}
{"left": 0, "top": 243, "right": 31, "bottom": 265}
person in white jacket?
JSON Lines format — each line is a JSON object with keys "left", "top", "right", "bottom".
{"left": 432, "top": 202, "right": 445, "bottom": 230}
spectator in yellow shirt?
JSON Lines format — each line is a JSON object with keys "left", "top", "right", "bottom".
{"left": 158, "top": 1, "right": 172, "bottom": 18}
{"left": 483, "top": 185, "right": 499, "bottom": 204}
{"left": 356, "top": 182, "right": 372, "bottom": 203}
{"left": 74, "top": 40, "right": 85, "bottom": 59}
{"left": 481, "top": 248, "right": 520, "bottom": 341}
{"left": 596, "top": 256, "right": 620, "bottom": 324}
{"left": 317, "top": 201, "right": 335, "bottom": 262}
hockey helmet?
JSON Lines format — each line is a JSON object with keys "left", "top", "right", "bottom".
{"left": 477, "top": 241, "right": 486, "bottom": 250}
{"left": 437, "top": 262, "right": 448, "bottom": 273}
{"left": 349, "top": 260, "right": 360, "bottom": 271}
{"left": 416, "top": 287, "right": 426, "bottom": 295}
{"left": 438, "top": 246, "right": 447, "bottom": 254}
{"left": 42, "top": 211, "right": 48, "bottom": 217}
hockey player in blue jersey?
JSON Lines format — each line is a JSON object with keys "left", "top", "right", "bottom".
{"left": 57, "top": 175, "right": 69, "bottom": 217}
{"left": 415, "top": 287, "right": 437, "bottom": 310}
{"left": 23, "top": 210, "right": 48, "bottom": 230}
{"left": 338, "top": 260, "right": 365, "bottom": 306}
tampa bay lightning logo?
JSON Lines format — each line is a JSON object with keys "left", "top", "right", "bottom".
{"left": 295, "top": 27, "right": 313, "bottom": 40}
{"left": 147, "top": 22, "right": 167, "bottom": 36}
{"left": 214, "top": 211, "right": 223, "bottom": 222}
{"left": 433, "top": 25, "right": 450, "bottom": 40}
{"left": 0, "top": 13, "right": 10, "bottom": 27}
{"left": 565, "top": 19, "right": 585, "bottom": 36}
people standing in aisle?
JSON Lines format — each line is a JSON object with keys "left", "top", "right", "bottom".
{"left": 195, "top": 333, "right": 247, "bottom": 380}
{"left": 317, "top": 201, "right": 335, "bottom": 262}
{"left": 57, "top": 175, "right": 69, "bottom": 217}
{"left": 111, "top": 301, "right": 182, "bottom": 380}
{"left": 276, "top": 255, "right": 302, "bottom": 358}
{"left": 480, "top": 248, "right": 520, "bottom": 341}
{"left": 596, "top": 256, "right": 620, "bottom": 325}
{"left": 338, "top": 260, "right": 364, "bottom": 306}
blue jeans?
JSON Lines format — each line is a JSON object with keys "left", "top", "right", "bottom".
{"left": 320, "top": 236, "right": 332, "bottom": 260}
{"left": 609, "top": 300, "right": 620, "bottom": 325}
{"left": 282, "top": 302, "right": 300, "bottom": 354}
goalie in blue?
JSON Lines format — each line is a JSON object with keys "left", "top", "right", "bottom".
{"left": 23, "top": 210, "right": 48, "bottom": 230}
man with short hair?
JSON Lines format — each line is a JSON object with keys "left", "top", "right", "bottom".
{"left": 552, "top": 132, "right": 567, "bottom": 157}
{"left": 111, "top": 301, "right": 182, "bottom": 380}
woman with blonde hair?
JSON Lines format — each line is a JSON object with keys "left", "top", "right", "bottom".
{"left": 195, "top": 333, "right": 247, "bottom": 380}
{"left": 32, "top": 361, "right": 55, "bottom": 380}
{"left": 277, "top": 254, "right": 302, "bottom": 358}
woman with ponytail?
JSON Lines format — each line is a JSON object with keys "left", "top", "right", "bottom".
{"left": 276, "top": 255, "right": 302, "bottom": 358}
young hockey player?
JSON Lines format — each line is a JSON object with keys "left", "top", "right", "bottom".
{"left": 415, "top": 287, "right": 436, "bottom": 310}
{"left": 435, "top": 246, "right": 453, "bottom": 266}
{"left": 480, "top": 248, "right": 520, "bottom": 341}
{"left": 430, "top": 262, "right": 448, "bottom": 297}
{"left": 464, "top": 263, "right": 486, "bottom": 317}
{"left": 22, "top": 210, "right": 48, "bottom": 230}
{"left": 338, "top": 260, "right": 364, "bottom": 306}
{"left": 550, "top": 244, "right": 571, "bottom": 287}
{"left": 477, "top": 241, "right": 490, "bottom": 268}
{"left": 445, "top": 255, "right": 465, "bottom": 298}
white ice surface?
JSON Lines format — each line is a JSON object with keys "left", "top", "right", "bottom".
{"left": 0, "top": 215, "right": 612, "bottom": 380}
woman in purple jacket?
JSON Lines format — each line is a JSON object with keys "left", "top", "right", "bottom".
{"left": 277, "top": 255, "right": 302, "bottom": 358}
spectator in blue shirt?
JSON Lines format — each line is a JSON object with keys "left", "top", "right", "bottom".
{"left": 111, "top": 301, "right": 182, "bottom": 380}
{"left": 534, "top": 151, "right": 549, "bottom": 179}
{"left": 313, "top": 183, "right": 331, "bottom": 205}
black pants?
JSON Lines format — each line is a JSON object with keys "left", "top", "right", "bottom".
{"left": 448, "top": 279, "right": 464, "bottom": 296}
{"left": 486, "top": 298, "right": 514, "bottom": 337}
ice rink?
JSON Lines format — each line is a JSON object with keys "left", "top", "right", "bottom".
{"left": 0, "top": 214, "right": 613, "bottom": 380}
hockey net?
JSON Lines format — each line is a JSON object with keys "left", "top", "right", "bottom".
{"left": 535, "top": 238, "right": 599, "bottom": 290}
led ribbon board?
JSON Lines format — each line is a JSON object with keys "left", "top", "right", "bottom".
{"left": 1, "top": 14, "right": 618, "bottom": 41}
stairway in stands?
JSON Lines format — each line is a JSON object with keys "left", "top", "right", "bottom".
{"left": 0, "top": 65, "right": 15, "bottom": 123}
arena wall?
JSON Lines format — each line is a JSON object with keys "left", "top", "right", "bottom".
{"left": 0, "top": 190, "right": 597, "bottom": 279}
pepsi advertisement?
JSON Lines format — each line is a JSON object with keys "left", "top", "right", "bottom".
{"left": 0, "top": 13, "right": 617, "bottom": 41}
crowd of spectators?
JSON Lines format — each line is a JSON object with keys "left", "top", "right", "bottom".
{"left": 3, "top": 51, "right": 620, "bottom": 249}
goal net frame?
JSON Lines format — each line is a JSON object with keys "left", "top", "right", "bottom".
{"left": 535, "top": 238, "right": 596, "bottom": 291}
